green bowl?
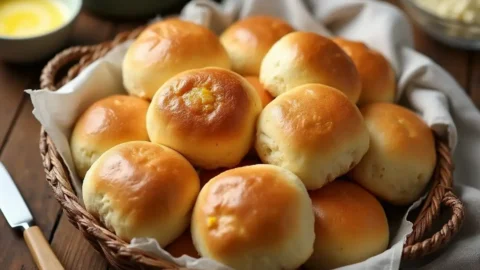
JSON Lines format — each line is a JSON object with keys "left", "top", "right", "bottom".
{"left": 83, "top": 0, "right": 190, "bottom": 19}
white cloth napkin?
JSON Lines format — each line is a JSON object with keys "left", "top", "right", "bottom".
{"left": 27, "top": 0, "right": 480, "bottom": 269}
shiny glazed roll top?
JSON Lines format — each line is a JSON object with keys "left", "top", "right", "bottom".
{"left": 191, "top": 164, "right": 315, "bottom": 270}
{"left": 122, "top": 19, "right": 231, "bottom": 100}
{"left": 147, "top": 67, "right": 262, "bottom": 169}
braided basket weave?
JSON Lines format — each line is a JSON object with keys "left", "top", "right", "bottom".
{"left": 38, "top": 27, "right": 465, "bottom": 269}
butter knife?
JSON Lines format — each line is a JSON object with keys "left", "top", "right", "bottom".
{"left": 0, "top": 162, "right": 64, "bottom": 270}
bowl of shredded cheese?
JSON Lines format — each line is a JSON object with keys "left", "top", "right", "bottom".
{"left": 0, "top": 0, "right": 82, "bottom": 63}
{"left": 402, "top": 0, "right": 480, "bottom": 49}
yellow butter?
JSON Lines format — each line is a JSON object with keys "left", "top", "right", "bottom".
{"left": 183, "top": 87, "right": 216, "bottom": 113}
{"left": 0, "top": 0, "right": 69, "bottom": 38}
{"left": 207, "top": 216, "right": 217, "bottom": 228}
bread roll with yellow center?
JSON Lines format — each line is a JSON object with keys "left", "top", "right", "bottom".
{"left": 70, "top": 95, "right": 150, "bottom": 179}
{"left": 350, "top": 103, "right": 436, "bottom": 205}
{"left": 244, "top": 76, "right": 273, "bottom": 108}
{"left": 260, "top": 32, "right": 361, "bottom": 103}
{"left": 333, "top": 38, "right": 396, "bottom": 105}
{"left": 255, "top": 84, "right": 369, "bottom": 190}
{"left": 305, "top": 180, "right": 389, "bottom": 270}
{"left": 147, "top": 67, "right": 262, "bottom": 169}
{"left": 192, "top": 164, "right": 315, "bottom": 270}
{"left": 83, "top": 141, "right": 200, "bottom": 247}
{"left": 122, "top": 19, "right": 231, "bottom": 99}
{"left": 220, "top": 15, "right": 294, "bottom": 76}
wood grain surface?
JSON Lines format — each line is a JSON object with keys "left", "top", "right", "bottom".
{"left": 50, "top": 216, "right": 107, "bottom": 270}
{"left": 0, "top": 1, "right": 478, "bottom": 270}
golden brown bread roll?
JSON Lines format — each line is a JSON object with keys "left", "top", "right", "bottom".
{"left": 166, "top": 230, "right": 200, "bottom": 258}
{"left": 198, "top": 158, "right": 261, "bottom": 187}
{"left": 83, "top": 141, "right": 200, "bottom": 247}
{"left": 70, "top": 95, "right": 150, "bottom": 179}
{"left": 349, "top": 103, "right": 436, "bottom": 205}
{"left": 260, "top": 32, "right": 361, "bottom": 103}
{"left": 147, "top": 67, "right": 262, "bottom": 169}
{"left": 304, "top": 180, "right": 389, "bottom": 270}
{"left": 220, "top": 15, "right": 294, "bottom": 76}
{"left": 191, "top": 164, "right": 315, "bottom": 270}
{"left": 244, "top": 76, "right": 274, "bottom": 108}
{"left": 255, "top": 84, "right": 369, "bottom": 190}
{"left": 122, "top": 19, "right": 231, "bottom": 100}
{"left": 333, "top": 38, "right": 396, "bottom": 105}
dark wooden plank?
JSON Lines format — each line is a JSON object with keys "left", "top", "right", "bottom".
{"left": 470, "top": 53, "right": 480, "bottom": 108}
{"left": 51, "top": 215, "right": 108, "bottom": 270}
{"left": 0, "top": 64, "right": 38, "bottom": 150}
{"left": 0, "top": 99, "right": 60, "bottom": 270}
{"left": 114, "top": 21, "right": 146, "bottom": 34}
{"left": 70, "top": 11, "right": 115, "bottom": 45}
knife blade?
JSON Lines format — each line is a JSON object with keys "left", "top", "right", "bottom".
{"left": 0, "top": 162, "right": 33, "bottom": 229}
{"left": 0, "top": 162, "right": 64, "bottom": 270}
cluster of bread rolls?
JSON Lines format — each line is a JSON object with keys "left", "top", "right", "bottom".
{"left": 70, "top": 15, "right": 437, "bottom": 270}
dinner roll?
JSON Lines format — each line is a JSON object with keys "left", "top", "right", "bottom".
{"left": 83, "top": 141, "right": 200, "bottom": 247}
{"left": 350, "top": 103, "right": 436, "bottom": 205}
{"left": 166, "top": 230, "right": 200, "bottom": 258}
{"left": 147, "top": 67, "right": 262, "bottom": 169}
{"left": 255, "top": 84, "right": 369, "bottom": 190}
{"left": 198, "top": 158, "right": 260, "bottom": 187}
{"left": 333, "top": 38, "right": 396, "bottom": 105}
{"left": 244, "top": 76, "right": 273, "bottom": 107}
{"left": 304, "top": 180, "right": 389, "bottom": 270}
{"left": 192, "top": 164, "right": 315, "bottom": 270}
{"left": 220, "top": 15, "right": 294, "bottom": 76}
{"left": 260, "top": 32, "right": 361, "bottom": 103}
{"left": 70, "top": 95, "right": 150, "bottom": 179}
{"left": 123, "top": 19, "right": 230, "bottom": 99}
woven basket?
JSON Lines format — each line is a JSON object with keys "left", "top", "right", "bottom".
{"left": 38, "top": 27, "right": 465, "bottom": 269}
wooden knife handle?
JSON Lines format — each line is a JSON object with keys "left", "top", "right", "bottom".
{"left": 24, "top": 226, "right": 64, "bottom": 270}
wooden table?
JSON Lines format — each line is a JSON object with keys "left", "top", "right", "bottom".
{"left": 0, "top": 2, "right": 479, "bottom": 270}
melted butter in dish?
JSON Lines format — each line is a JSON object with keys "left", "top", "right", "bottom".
{"left": 0, "top": 0, "right": 69, "bottom": 38}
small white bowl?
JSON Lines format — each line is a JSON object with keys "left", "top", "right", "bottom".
{"left": 0, "top": 0, "right": 82, "bottom": 63}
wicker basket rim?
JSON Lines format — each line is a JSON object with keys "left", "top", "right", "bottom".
{"left": 37, "top": 26, "right": 465, "bottom": 269}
